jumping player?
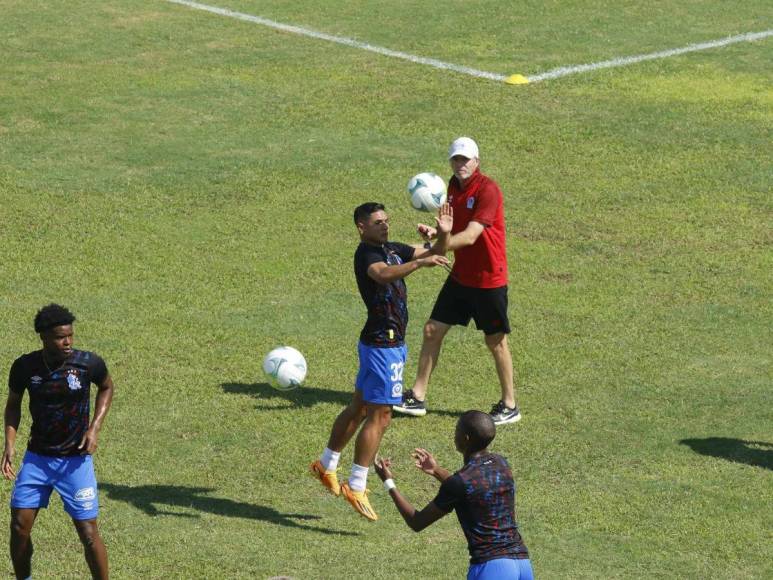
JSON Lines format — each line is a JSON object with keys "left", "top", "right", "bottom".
{"left": 375, "top": 411, "right": 533, "bottom": 579}
{"left": 310, "top": 202, "right": 452, "bottom": 521}
{"left": 3, "top": 304, "right": 115, "bottom": 580}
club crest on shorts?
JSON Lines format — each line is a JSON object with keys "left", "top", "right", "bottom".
{"left": 75, "top": 487, "right": 96, "bottom": 501}
{"left": 66, "top": 370, "right": 83, "bottom": 391}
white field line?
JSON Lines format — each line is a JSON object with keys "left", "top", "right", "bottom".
{"left": 163, "top": 0, "right": 772, "bottom": 85}
{"left": 163, "top": 0, "right": 507, "bottom": 81}
{"left": 528, "top": 30, "right": 773, "bottom": 82}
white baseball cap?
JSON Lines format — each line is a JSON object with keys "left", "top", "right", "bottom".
{"left": 448, "top": 137, "right": 479, "bottom": 160}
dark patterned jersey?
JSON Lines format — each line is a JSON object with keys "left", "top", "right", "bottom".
{"left": 433, "top": 452, "right": 529, "bottom": 564}
{"left": 8, "top": 349, "right": 108, "bottom": 457}
{"left": 354, "top": 241, "right": 415, "bottom": 348}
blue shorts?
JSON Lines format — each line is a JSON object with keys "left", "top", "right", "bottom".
{"left": 468, "top": 558, "right": 534, "bottom": 580}
{"left": 355, "top": 342, "right": 407, "bottom": 405}
{"left": 11, "top": 450, "right": 99, "bottom": 521}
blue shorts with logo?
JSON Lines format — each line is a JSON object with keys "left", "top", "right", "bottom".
{"left": 11, "top": 450, "right": 99, "bottom": 520}
{"left": 468, "top": 558, "right": 534, "bottom": 580}
{"left": 355, "top": 342, "right": 407, "bottom": 405}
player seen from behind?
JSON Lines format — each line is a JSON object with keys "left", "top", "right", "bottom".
{"left": 375, "top": 411, "right": 532, "bottom": 579}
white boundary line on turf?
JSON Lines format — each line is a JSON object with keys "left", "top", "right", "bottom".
{"left": 527, "top": 30, "right": 773, "bottom": 82}
{"left": 163, "top": 0, "right": 508, "bottom": 82}
{"left": 163, "top": 0, "right": 772, "bottom": 85}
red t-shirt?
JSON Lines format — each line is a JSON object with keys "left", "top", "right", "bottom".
{"left": 447, "top": 169, "right": 508, "bottom": 288}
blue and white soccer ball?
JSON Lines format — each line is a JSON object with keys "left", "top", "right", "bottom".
{"left": 407, "top": 172, "right": 447, "bottom": 212}
{"left": 262, "top": 346, "right": 307, "bottom": 390}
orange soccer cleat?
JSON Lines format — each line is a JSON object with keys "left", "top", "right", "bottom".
{"left": 309, "top": 460, "right": 341, "bottom": 497}
{"left": 341, "top": 483, "right": 378, "bottom": 521}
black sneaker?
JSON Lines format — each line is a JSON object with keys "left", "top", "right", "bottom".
{"left": 392, "top": 389, "right": 427, "bottom": 417}
{"left": 489, "top": 400, "right": 522, "bottom": 425}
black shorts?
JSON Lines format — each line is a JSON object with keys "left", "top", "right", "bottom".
{"left": 430, "top": 278, "right": 510, "bottom": 335}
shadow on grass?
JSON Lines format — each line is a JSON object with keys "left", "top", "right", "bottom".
{"left": 101, "top": 483, "right": 358, "bottom": 536}
{"left": 680, "top": 438, "right": 773, "bottom": 470}
{"left": 222, "top": 381, "right": 468, "bottom": 418}
{"left": 222, "top": 382, "right": 351, "bottom": 409}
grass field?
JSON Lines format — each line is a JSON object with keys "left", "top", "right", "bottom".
{"left": 1, "top": 1, "right": 771, "bottom": 578}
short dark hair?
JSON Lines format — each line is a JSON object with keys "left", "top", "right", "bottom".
{"left": 34, "top": 304, "right": 76, "bottom": 333}
{"left": 353, "top": 202, "right": 385, "bottom": 225}
{"left": 458, "top": 410, "right": 496, "bottom": 453}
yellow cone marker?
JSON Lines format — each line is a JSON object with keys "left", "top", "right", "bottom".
{"left": 504, "top": 74, "right": 529, "bottom": 85}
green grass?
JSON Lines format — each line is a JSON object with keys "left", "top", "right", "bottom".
{"left": 1, "top": 0, "right": 771, "bottom": 578}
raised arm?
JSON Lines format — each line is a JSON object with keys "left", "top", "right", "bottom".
{"left": 413, "top": 203, "right": 453, "bottom": 259}
{"left": 415, "top": 208, "right": 483, "bottom": 254}
{"left": 367, "top": 254, "right": 449, "bottom": 285}
{"left": 445, "top": 220, "right": 485, "bottom": 251}
{"left": 412, "top": 447, "right": 452, "bottom": 482}
{"left": 374, "top": 456, "right": 448, "bottom": 532}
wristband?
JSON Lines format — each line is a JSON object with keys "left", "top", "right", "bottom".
{"left": 383, "top": 478, "right": 396, "bottom": 492}
{"left": 423, "top": 241, "right": 432, "bottom": 250}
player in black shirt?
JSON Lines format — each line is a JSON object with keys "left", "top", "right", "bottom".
{"left": 311, "top": 202, "right": 452, "bottom": 521}
{"left": 375, "top": 411, "right": 533, "bottom": 579}
{"left": 3, "top": 304, "right": 115, "bottom": 580}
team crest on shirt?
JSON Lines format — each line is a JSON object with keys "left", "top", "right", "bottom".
{"left": 467, "top": 197, "right": 475, "bottom": 209}
{"left": 66, "top": 370, "right": 83, "bottom": 391}
{"left": 386, "top": 250, "right": 403, "bottom": 266}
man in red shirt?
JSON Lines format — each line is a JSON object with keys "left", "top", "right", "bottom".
{"left": 394, "top": 137, "right": 522, "bottom": 425}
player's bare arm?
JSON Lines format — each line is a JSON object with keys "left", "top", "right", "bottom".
{"left": 367, "top": 254, "right": 449, "bottom": 285}
{"left": 374, "top": 456, "right": 448, "bottom": 532}
{"left": 412, "top": 203, "right": 453, "bottom": 258}
{"left": 414, "top": 219, "right": 481, "bottom": 255}
{"left": 428, "top": 203, "right": 453, "bottom": 256}
{"left": 78, "top": 374, "right": 114, "bottom": 455}
{"left": 446, "top": 220, "right": 485, "bottom": 252}
{"left": 2, "top": 390, "right": 23, "bottom": 480}
{"left": 412, "top": 447, "right": 451, "bottom": 482}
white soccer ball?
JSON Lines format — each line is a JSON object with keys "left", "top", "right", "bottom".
{"left": 262, "top": 346, "right": 307, "bottom": 390}
{"left": 407, "top": 172, "right": 447, "bottom": 212}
